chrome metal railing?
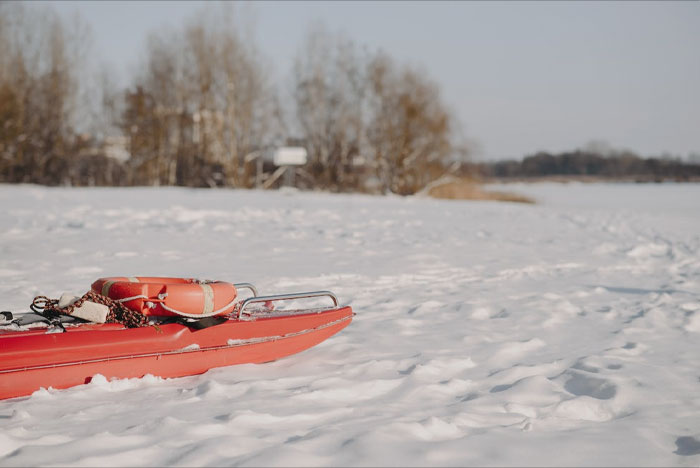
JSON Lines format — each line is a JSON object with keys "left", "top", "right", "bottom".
{"left": 233, "top": 283, "right": 259, "bottom": 298}
{"left": 237, "top": 290, "right": 339, "bottom": 320}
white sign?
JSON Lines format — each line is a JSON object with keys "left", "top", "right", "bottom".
{"left": 272, "top": 147, "right": 307, "bottom": 166}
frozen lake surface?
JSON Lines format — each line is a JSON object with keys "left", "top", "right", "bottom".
{"left": 0, "top": 182, "right": 699, "bottom": 466}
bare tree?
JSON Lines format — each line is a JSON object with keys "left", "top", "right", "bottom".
{"left": 366, "top": 53, "right": 454, "bottom": 195}
{"left": 292, "top": 29, "right": 459, "bottom": 194}
{"left": 292, "top": 26, "right": 369, "bottom": 191}
{"left": 0, "top": 3, "right": 90, "bottom": 185}
{"left": 121, "top": 5, "right": 278, "bottom": 187}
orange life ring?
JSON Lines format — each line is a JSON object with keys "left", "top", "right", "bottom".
{"left": 91, "top": 277, "right": 238, "bottom": 318}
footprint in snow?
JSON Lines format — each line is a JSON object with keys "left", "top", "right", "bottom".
{"left": 674, "top": 436, "right": 700, "bottom": 456}
{"left": 564, "top": 372, "right": 617, "bottom": 400}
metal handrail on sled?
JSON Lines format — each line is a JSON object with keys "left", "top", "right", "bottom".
{"left": 233, "top": 283, "right": 259, "bottom": 298}
{"left": 237, "top": 291, "right": 339, "bottom": 320}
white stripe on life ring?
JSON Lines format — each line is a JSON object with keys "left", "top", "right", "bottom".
{"left": 200, "top": 283, "right": 215, "bottom": 315}
{"left": 101, "top": 280, "right": 117, "bottom": 297}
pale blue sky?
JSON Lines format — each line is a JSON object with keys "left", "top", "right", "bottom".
{"left": 50, "top": 1, "right": 699, "bottom": 161}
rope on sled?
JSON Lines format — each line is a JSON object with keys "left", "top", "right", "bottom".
{"left": 31, "top": 292, "right": 150, "bottom": 328}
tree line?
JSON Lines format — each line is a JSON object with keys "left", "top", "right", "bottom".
{"left": 468, "top": 149, "right": 700, "bottom": 182}
{"left": 0, "top": 4, "right": 465, "bottom": 194}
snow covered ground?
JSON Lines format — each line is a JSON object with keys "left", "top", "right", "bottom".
{"left": 0, "top": 182, "right": 699, "bottom": 467}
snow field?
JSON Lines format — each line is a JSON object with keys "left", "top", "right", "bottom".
{"left": 0, "top": 182, "right": 699, "bottom": 466}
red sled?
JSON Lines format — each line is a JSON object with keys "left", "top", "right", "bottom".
{"left": 0, "top": 285, "right": 353, "bottom": 400}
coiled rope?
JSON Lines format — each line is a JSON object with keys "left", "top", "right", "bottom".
{"left": 31, "top": 291, "right": 150, "bottom": 328}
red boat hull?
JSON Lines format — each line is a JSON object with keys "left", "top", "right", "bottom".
{"left": 0, "top": 306, "right": 352, "bottom": 400}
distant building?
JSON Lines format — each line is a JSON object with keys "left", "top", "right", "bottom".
{"left": 103, "top": 136, "right": 130, "bottom": 162}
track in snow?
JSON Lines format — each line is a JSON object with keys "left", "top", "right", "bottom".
{"left": 0, "top": 183, "right": 699, "bottom": 466}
